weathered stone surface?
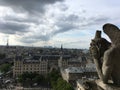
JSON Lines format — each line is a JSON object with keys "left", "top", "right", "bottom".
{"left": 90, "top": 30, "right": 111, "bottom": 81}
{"left": 103, "top": 23, "right": 120, "bottom": 45}
{"left": 96, "top": 80, "right": 120, "bottom": 90}
{"left": 102, "top": 24, "right": 120, "bottom": 85}
{"left": 88, "top": 23, "right": 120, "bottom": 90}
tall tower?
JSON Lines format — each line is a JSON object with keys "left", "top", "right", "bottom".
{"left": 61, "top": 44, "right": 63, "bottom": 52}
{"left": 6, "top": 38, "right": 9, "bottom": 48}
{"left": 60, "top": 44, "right": 63, "bottom": 56}
{"left": 58, "top": 44, "right": 63, "bottom": 68}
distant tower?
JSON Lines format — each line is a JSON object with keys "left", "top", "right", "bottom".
{"left": 6, "top": 38, "right": 9, "bottom": 48}
{"left": 61, "top": 44, "right": 63, "bottom": 51}
{"left": 60, "top": 44, "right": 63, "bottom": 56}
{"left": 58, "top": 44, "right": 63, "bottom": 68}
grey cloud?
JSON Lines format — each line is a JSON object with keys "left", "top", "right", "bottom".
{"left": 57, "top": 3, "right": 68, "bottom": 11}
{"left": 52, "top": 14, "right": 80, "bottom": 35}
{"left": 19, "top": 14, "right": 81, "bottom": 44}
{"left": 93, "top": 16, "right": 109, "bottom": 23}
{"left": 18, "top": 13, "right": 80, "bottom": 44}
{"left": 0, "top": 0, "right": 64, "bottom": 15}
{"left": 20, "top": 34, "right": 50, "bottom": 43}
{"left": 0, "top": 0, "right": 111, "bottom": 46}
{"left": 19, "top": 14, "right": 110, "bottom": 44}
{"left": 0, "top": 0, "right": 65, "bottom": 36}
{"left": 0, "top": 21, "right": 30, "bottom": 34}
{"left": 64, "top": 40, "right": 88, "bottom": 45}
{"left": 74, "top": 15, "right": 110, "bottom": 28}
{"left": 53, "top": 14, "right": 110, "bottom": 37}
{"left": 64, "top": 14, "right": 80, "bottom": 22}
{"left": 20, "top": 38, "right": 38, "bottom": 44}
{"left": 4, "top": 15, "right": 40, "bottom": 24}
{"left": 53, "top": 23, "right": 77, "bottom": 35}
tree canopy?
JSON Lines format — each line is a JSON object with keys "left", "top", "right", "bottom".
{"left": 0, "top": 63, "right": 12, "bottom": 73}
{"left": 48, "top": 70, "right": 74, "bottom": 90}
{"left": 17, "top": 72, "right": 46, "bottom": 87}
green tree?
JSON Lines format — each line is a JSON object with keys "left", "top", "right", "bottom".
{"left": 55, "top": 78, "right": 74, "bottom": 90}
{"left": 48, "top": 69, "right": 60, "bottom": 81}
{"left": 33, "top": 74, "right": 44, "bottom": 84}
{"left": 0, "top": 53, "right": 6, "bottom": 59}
{"left": 0, "top": 63, "right": 12, "bottom": 73}
{"left": 17, "top": 72, "right": 46, "bottom": 87}
{"left": 47, "top": 70, "right": 74, "bottom": 90}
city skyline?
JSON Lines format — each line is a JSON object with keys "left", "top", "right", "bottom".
{"left": 0, "top": 0, "right": 119, "bottom": 48}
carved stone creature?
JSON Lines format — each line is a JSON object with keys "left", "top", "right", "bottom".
{"left": 90, "top": 30, "right": 111, "bottom": 80}
{"left": 102, "top": 23, "right": 120, "bottom": 85}
{"left": 90, "top": 31, "right": 111, "bottom": 67}
{"left": 86, "top": 23, "right": 120, "bottom": 90}
{"left": 90, "top": 23, "right": 120, "bottom": 86}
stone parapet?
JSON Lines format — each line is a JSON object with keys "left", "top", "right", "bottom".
{"left": 96, "top": 80, "right": 120, "bottom": 90}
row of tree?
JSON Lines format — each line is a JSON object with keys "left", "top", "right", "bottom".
{"left": 0, "top": 53, "right": 6, "bottom": 59}
{"left": 0, "top": 63, "right": 12, "bottom": 73}
{"left": 17, "top": 70, "right": 74, "bottom": 90}
{"left": 18, "top": 72, "right": 47, "bottom": 87}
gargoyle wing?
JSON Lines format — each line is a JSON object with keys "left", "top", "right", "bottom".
{"left": 103, "top": 23, "right": 120, "bottom": 45}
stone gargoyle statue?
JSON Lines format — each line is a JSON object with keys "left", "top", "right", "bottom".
{"left": 84, "top": 23, "right": 120, "bottom": 90}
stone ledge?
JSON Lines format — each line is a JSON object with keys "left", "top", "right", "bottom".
{"left": 96, "top": 80, "right": 120, "bottom": 90}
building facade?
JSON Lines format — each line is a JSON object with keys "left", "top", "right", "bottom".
{"left": 13, "top": 56, "right": 48, "bottom": 77}
{"left": 61, "top": 64, "right": 97, "bottom": 85}
{"left": 58, "top": 55, "right": 87, "bottom": 69}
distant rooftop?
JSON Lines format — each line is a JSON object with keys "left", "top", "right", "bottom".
{"left": 15, "top": 55, "right": 62, "bottom": 62}
{"left": 65, "top": 67, "right": 84, "bottom": 73}
{"left": 65, "top": 65, "right": 96, "bottom": 74}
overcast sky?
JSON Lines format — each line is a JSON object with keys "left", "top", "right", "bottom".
{"left": 0, "top": 0, "right": 119, "bottom": 48}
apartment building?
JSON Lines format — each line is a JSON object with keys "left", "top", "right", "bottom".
{"left": 61, "top": 63, "right": 97, "bottom": 84}
{"left": 58, "top": 55, "right": 87, "bottom": 69}
{"left": 13, "top": 56, "right": 48, "bottom": 77}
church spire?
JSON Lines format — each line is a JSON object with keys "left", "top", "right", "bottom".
{"left": 60, "top": 44, "right": 63, "bottom": 56}
{"left": 6, "top": 38, "right": 9, "bottom": 48}
{"left": 61, "top": 44, "right": 63, "bottom": 51}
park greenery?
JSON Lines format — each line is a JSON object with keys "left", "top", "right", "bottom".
{"left": 17, "top": 72, "right": 47, "bottom": 87}
{"left": 48, "top": 70, "right": 74, "bottom": 90}
{"left": 17, "top": 70, "right": 74, "bottom": 90}
{"left": 0, "top": 53, "right": 6, "bottom": 59}
{"left": 0, "top": 63, "right": 12, "bottom": 73}
{"left": 53, "top": 78, "right": 74, "bottom": 90}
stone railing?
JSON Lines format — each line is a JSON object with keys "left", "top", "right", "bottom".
{"left": 96, "top": 80, "right": 120, "bottom": 90}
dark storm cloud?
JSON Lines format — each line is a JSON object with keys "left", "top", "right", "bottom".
{"left": 0, "top": 0, "right": 64, "bottom": 15}
{"left": 0, "top": 21, "right": 29, "bottom": 34}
